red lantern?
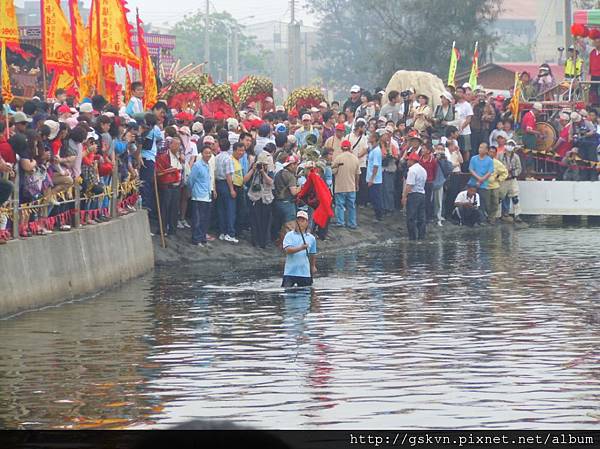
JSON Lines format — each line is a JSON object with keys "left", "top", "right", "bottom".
{"left": 590, "top": 28, "right": 600, "bottom": 39}
{"left": 571, "top": 23, "right": 586, "bottom": 37}
{"left": 582, "top": 26, "right": 590, "bottom": 37}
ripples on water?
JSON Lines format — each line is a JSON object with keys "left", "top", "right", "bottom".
{"left": 0, "top": 226, "right": 599, "bottom": 429}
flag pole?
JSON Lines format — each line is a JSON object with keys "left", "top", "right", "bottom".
{"left": 68, "top": 0, "right": 80, "bottom": 93}
{"left": 39, "top": 0, "right": 47, "bottom": 100}
{"left": 94, "top": 0, "right": 105, "bottom": 95}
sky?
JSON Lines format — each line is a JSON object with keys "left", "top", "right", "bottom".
{"left": 16, "top": 0, "right": 316, "bottom": 28}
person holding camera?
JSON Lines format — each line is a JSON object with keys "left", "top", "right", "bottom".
{"left": 246, "top": 151, "right": 275, "bottom": 249}
{"left": 453, "top": 183, "right": 483, "bottom": 227}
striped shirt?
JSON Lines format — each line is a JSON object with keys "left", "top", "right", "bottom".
{"left": 215, "top": 151, "right": 234, "bottom": 181}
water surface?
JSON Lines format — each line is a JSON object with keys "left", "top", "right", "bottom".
{"left": 1, "top": 225, "right": 599, "bottom": 429}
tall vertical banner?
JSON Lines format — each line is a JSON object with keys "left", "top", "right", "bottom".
{"left": 69, "top": 0, "right": 92, "bottom": 98}
{"left": 1, "top": 40, "right": 12, "bottom": 104}
{"left": 447, "top": 41, "right": 460, "bottom": 87}
{"left": 0, "top": 0, "right": 20, "bottom": 103}
{"left": 509, "top": 72, "right": 521, "bottom": 124}
{"left": 468, "top": 41, "right": 479, "bottom": 89}
{"left": 41, "top": 0, "right": 76, "bottom": 97}
{"left": 136, "top": 10, "right": 158, "bottom": 109}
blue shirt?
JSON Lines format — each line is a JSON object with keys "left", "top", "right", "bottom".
{"left": 188, "top": 159, "right": 212, "bottom": 202}
{"left": 283, "top": 230, "right": 317, "bottom": 278}
{"left": 366, "top": 145, "right": 383, "bottom": 184}
{"left": 294, "top": 127, "right": 319, "bottom": 147}
{"left": 125, "top": 97, "right": 144, "bottom": 116}
{"left": 469, "top": 155, "right": 494, "bottom": 189}
{"left": 141, "top": 126, "right": 163, "bottom": 162}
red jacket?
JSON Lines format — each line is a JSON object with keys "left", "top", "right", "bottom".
{"left": 0, "top": 137, "right": 15, "bottom": 164}
{"left": 590, "top": 49, "right": 600, "bottom": 76}
{"left": 419, "top": 154, "right": 438, "bottom": 183}
{"left": 156, "top": 151, "right": 182, "bottom": 186}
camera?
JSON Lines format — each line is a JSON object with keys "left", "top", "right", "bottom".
{"left": 478, "top": 99, "right": 486, "bottom": 107}
{"left": 400, "top": 90, "right": 411, "bottom": 98}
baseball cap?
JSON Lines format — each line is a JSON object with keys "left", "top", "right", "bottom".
{"left": 275, "top": 105, "right": 285, "bottom": 112}
{"left": 532, "top": 102, "right": 543, "bottom": 111}
{"left": 319, "top": 102, "right": 328, "bottom": 108}
{"left": 355, "top": 117, "right": 367, "bottom": 127}
{"left": 13, "top": 111, "right": 32, "bottom": 123}
{"left": 296, "top": 210, "right": 309, "bottom": 220}
{"left": 408, "top": 151, "right": 420, "bottom": 161}
{"left": 203, "top": 135, "right": 216, "bottom": 144}
{"left": 287, "top": 135, "right": 297, "bottom": 145}
{"left": 350, "top": 85, "right": 361, "bottom": 93}
{"left": 310, "top": 107, "right": 319, "bottom": 113}
{"left": 341, "top": 139, "right": 351, "bottom": 149}
{"left": 57, "top": 105, "right": 72, "bottom": 115}
{"left": 506, "top": 139, "right": 517, "bottom": 146}
{"left": 377, "top": 115, "right": 387, "bottom": 122}
{"left": 227, "top": 117, "right": 239, "bottom": 130}
{"left": 275, "top": 123, "right": 287, "bottom": 133}
{"left": 462, "top": 82, "right": 472, "bottom": 89}
{"left": 496, "top": 131, "right": 508, "bottom": 140}
{"left": 335, "top": 123, "right": 346, "bottom": 131}
{"left": 301, "top": 113, "right": 312, "bottom": 121}
{"left": 265, "top": 96, "right": 274, "bottom": 102}
{"left": 87, "top": 131, "right": 99, "bottom": 141}
{"left": 440, "top": 91, "right": 454, "bottom": 102}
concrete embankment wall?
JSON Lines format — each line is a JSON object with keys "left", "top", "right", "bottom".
{"left": 0, "top": 211, "right": 154, "bottom": 317}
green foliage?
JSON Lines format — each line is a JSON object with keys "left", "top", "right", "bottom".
{"left": 171, "top": 10, "right": 270, "bottom": 80}
{"left": 306, "top": 0, "right": 502, "bottom": 89}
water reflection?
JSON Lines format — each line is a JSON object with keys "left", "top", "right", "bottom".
{"left": 0, "top": 225, "right": 599, "bottom": 429}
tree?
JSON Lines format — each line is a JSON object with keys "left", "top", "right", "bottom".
{"left": 306, "top": 0, "right": 502, "bottom": 89}
{"left": 171, "top": 10, "right": 270, "bottom": 81}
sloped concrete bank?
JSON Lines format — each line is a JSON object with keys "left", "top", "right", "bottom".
{"left": 0, "top": 211, "right": 154, "bottom": 317}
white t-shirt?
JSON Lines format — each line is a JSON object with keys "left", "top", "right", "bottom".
{"left": 454, "top": 190, "right": 480, "bottom": 207}
{"left": 455, "top": 100, "right": 474, "bottom": 136}
{"left": 347, "top": 132, "right": 368, "bottom": 168}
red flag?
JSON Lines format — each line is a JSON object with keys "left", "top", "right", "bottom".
{"left": 296, "top": 169, "right": 334, "bottom": 228}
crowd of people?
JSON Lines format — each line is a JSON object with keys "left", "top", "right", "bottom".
{"left": 1, "top": 73, "right": 600, "bottom": 247}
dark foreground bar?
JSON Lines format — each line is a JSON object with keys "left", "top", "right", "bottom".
{"left": 0, "top": 430, "right": 598, "bottom": 449}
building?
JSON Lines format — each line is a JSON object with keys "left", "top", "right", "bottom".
{"left": 491, "top": 0, "right": 568, "bottom": 64}
{"left": 245, "top": 20, "right": 320, "bottom": 98}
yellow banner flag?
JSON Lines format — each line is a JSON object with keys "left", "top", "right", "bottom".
{"left": 48, "top": 70, "right": 75, "bottom": 98}
{"left": 136, "top": 12, "right": 158, "bottom": 109}
{"left": 509, "top": 72, "right": 521, "bottom": 123}
{"left": 468, "top": 42, "right": 479, "bottom": 89}
{"left": 0, "top": 0, "right": 20, "bottom": 45}
{"left": 69, "top": 0, "right": 92, "bottom": 98}
{"left": 447, "top": 42, "right": 460, "bottom": 88}
{"left": 89, "top": 0, "right": 140, "bottom": 70}
{"left": 41, "top": 0, "right": 74, "bottom": 73}
{"left": 1, "top": 40, "right": 13, "bottom": 104}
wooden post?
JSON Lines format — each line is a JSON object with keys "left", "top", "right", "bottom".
{"left": 11, "top": 167, "right": 19, "bottom": 240}
{"left": 73, "top": 183, "right": 81, "bottom": 228}
{"left": 111, "top": 157, "right": 118, "bottom": 218}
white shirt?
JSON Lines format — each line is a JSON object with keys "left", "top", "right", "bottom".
{"left": 347, "top": 132, "right": 368, "bottom": 168}
{"left": 455, "top": 100, "right": 474, "bottom": 136}
{"left": 406, "top": 163, "right": 427, "bottom": 194}
{"left": 455, "top": 190, "right": 480, "bottom": 207}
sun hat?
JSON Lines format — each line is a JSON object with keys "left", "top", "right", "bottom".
{"left": 44, "top": 120, "right": 60, "bottom": 140}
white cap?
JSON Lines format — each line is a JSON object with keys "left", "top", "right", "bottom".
{"left": 87, "top": 131, "right": 99, "bottom": 141}
{"left": 319, "top": 101, "right": 328, "bottom": 108}
{"left": 227, "top": 117, "right": 239, "bottom": 130}
{"left": 350, "top": 85, "right": 361, "bottom": 93}
{"left": 192, "top": 122, "right": 204, "bottom": 133}
{"left": 296, "top": 210, "right": 309, "bottom": 220}
{"left": 275, "top": 105, "right": 285, "bottom": 112}
{"left": 44, "top": 120, "right": 60, "bottom": 140}
{"left": 496, "top": 131, "right": 508, "bottom": 140}
{"left": 287, "top": 135, "right": 297, "bottom": 145}
{"left": 570, "top": 111, "right": 582, "bottom": 121}
{"left": 532, "top": 102, "right": 543, "bottom": 111}
{"left": 462, "top": 82, "right": 472, "bottom": 89}
{"left": 310, "top": 107, "right": 319, "bottom": 113}
{"left": 301, "top": 113, "right": 312, "bottom": 121}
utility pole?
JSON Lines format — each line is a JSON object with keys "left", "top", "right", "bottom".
{"left": 226, "top": 32, "right": 230, "bottom": 82}
{"left": 288, "top": 0, "right": 295, "bottom": 91}
{"left": 232, "top": 27, "right": 239, "bottom": 81}
{"left": 204, "top": 0, "right": 210, "bottom": 76}
{"left": 564, "top": 0, "right": 572, "bottom": 50}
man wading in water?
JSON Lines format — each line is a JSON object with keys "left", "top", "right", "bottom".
{"left": 281, "top": 210, "right": 317, "bottom": 288}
